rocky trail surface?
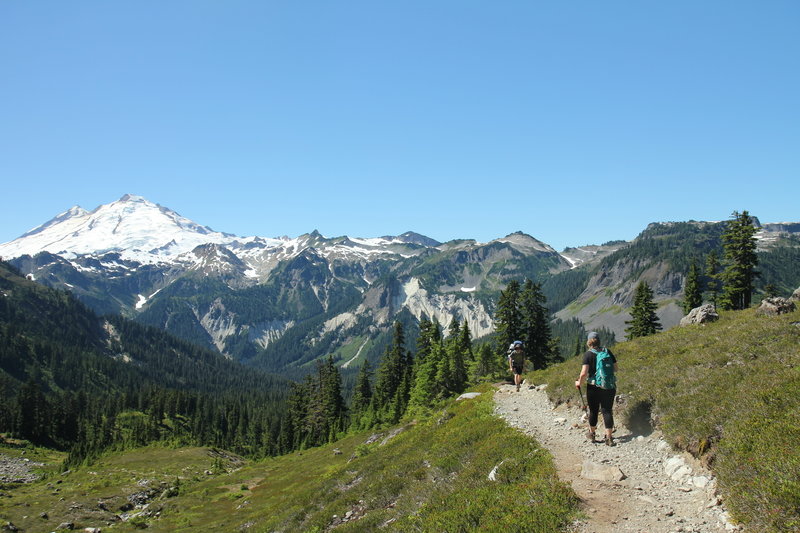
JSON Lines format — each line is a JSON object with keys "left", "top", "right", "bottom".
{"left": 494, "top": 383, "right": 742, "bottom": 533}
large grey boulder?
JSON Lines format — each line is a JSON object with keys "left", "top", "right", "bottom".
{"left": 456, "top": 392, "right": 482, "bottom": 401}
{"left": 680, "top": 304, "right": 719, "bottom": 326}
{"left": 790, "top": 287, "right": 800, "bottom": 303}
{"left": 757, "top": 297, "right": 796, "bottom": 316}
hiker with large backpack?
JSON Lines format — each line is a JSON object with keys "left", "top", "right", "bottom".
{"left": 575, "top": 331, "right": 618, "bottom": 446}
{"left": 507, "top": 340, "right": 525, "bottom": 392}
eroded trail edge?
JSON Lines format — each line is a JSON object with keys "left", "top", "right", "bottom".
{"left": 493, "top": 384, "right": 742, "bottom": 533}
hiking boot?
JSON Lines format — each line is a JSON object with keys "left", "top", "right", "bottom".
{"left": 605, "top": 435, "right": 616, "bottom": 447}
{"left": 516, "top": 384, "right": 520, "bottom": 392}
{"left": 586, "top": 430, "right": 596, "bottom": 443}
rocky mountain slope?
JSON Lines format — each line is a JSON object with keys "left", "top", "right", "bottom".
{"left": 3, "top": 195, "right": 799, "bottom": 372}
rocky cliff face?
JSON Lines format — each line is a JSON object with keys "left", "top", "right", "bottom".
{"left": 6, "top": 219, "right": 549, "bottom": 370}
{"left": 4, "top": 196, "right": 800, "bottom": 371}
{"left": 555, "top": 258, "right": 685, "bottom": 339}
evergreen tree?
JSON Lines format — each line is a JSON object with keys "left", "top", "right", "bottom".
{"left": 520, "top": 279, "right": 553, "bottom": 370}
{"left": 14, "top": 380, "right": 49, "bottom": 444}
{"left": 574, "top": 335, "right": 583, "bottom": 357}
{"left": 458, "top": 321, "right": 474, "bottom": 363}
{"left": 409, "top": 342, "right": 443, "bottom": 410}
{"left": 705, "top": 250, "right": 721, "bottom": 307}
{"left": 720, "top": 210, "right": 759, "bottom": 310}
{"left": 319, "top": 356, "right": 346, "bottom": 440}
{"left": 494, "top": 280, "right": 522, "bottom": 354}
{"left": 373, "top": 321, "right": 412, "bottom": 422}
{"left": 764, "top": 284, "right": 779, "bottom": 298}
{"left": 415, "top": 316, "right": 436, "bottom": 366}
{"left": 286, "top": 380, "right": 310, "bottom": 449}
{"left": 470, "top": 343, "right": 499, "bottom": 381}
{"left": 625, "top": 281, "right": 662, "bottom": 340}
{"left": 349, "top": 360, "right": 373, "bottom": 429}
{"left": 446, "top": 320, "right": 468, "bottom": 394}
{"left": 683, "top": 261, "right": 702, "bottom": 314}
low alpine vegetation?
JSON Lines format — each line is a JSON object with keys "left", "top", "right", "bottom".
{"left": 530, "top": 307, "right": 800, "bottom": 532}
{"left": 1, "top": 387, "right": 581, "bottom": 532}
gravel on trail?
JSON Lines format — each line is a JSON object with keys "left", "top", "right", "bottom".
{"left": 494, "top": 383, "right": 743, "bottom": 533}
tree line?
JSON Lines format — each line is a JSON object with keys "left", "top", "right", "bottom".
{"left": 629, "top": 210, "right": 761, "bottom": 340}
{"left": 4, "top": 208, "right": 770, "bottom": 466}
{"left": 3, "top": 252, "right": 568, "bottom": 464}
{"left": 283, "top": 278, "right": 563, "bottom": 446}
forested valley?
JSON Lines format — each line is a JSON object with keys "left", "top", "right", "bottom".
{"left": 0, "top": 259, "right": 564, "bottom": 468}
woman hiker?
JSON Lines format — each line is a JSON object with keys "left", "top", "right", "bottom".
{"left": 575, "top": 331, "right": 618, "bottom": 446}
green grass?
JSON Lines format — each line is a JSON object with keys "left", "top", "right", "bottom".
{"left": 152, "top": 384, "right": 579, "bottom": 532}
{"left": 0, "top": 444, "right": 242, "bottom": 532}
{"left": 564, "top": 294, "right": 598, "bottom": 313}
{"left": 1, "top": 386, "right": 580, "bottom": 532}
{"left": 529, "top": 308, "right": 800, "bottom": 532}
{"left": 333, "top": 335, "right": 372, "bottom": 368}
{"left": 597, "top": 305, "right": 624, "bottom": 315}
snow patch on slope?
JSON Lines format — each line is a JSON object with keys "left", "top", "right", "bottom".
{"left": 399, "top": 278, "right": 493, "bottom": 338}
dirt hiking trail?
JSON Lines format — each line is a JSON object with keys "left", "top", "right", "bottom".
{"left": 494, "top": 383, "right": 743, "bottom": 533}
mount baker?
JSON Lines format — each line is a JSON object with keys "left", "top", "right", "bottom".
{"left": 2, "top": 195, "right": 797, "bottom": 375}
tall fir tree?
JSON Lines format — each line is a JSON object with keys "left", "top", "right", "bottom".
{"left": 446, "top": 320, "right": 468, "bottom": 394}
{"left": 286, "top": 379, "right": 310, "bottom": 449}
{"left": 764, "top": 284, "right": 779, "bottom": 298}
{"left": 349, "top": 360, "right": 373, "bottom": 430}
{"left": 372, "top": 321, "right": 413, "bottom": 423}
{"left": 409, "top": 341, "right": 444, "bottom": 410}
{"left": 319, "top": 356, "right": 346, "bottom": 441}
{"left": 470, "top": 343, "right": 499, "bottom": 380}
{"left": 494, "top": 280, "right": 522, "bottom": 354}
{"left": 520, "top": 279, "right": 553, "bottom": 370}
{"left": 415, "top": 316, "right": 434, "bottom": 366}
{"left": 683, "top": 260, "right": 703, "bottom": 314}
{"left": 720, "top": 210, "right": 759, "bottom": 310}
{"left": 705, "top": 250, "right": 721, "bottom": 307}
{"left": 458, "top": 320, "right": 474, "bottom": 363}
{"left": 625, "top": 281, "right": 662, "bottom": 340}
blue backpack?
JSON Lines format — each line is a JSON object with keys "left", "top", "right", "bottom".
{"left": 592, "top": 348, "right": 616, "bottom": 389}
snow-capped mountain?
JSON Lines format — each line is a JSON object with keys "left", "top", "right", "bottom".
{"left": 0, "top": 194, "right": 270, "bottom": 262}
{"left": 4, "top": 195, "right": 798, "bottom": 374}
{"left": 2, "top": 195, "right": 575, "bottom": 370}
{"left": 0, "top": 194, "right": 569, "bottom": 285}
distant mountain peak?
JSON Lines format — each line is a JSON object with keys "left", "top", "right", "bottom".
{"left": 493, "top": 231, "right": 556, "bottom": 254}
{"left": 393, "top": 232, "right": 441, "bottom": 247}
{"left": 0, "top": 195, "right": 238, "bottom": 262}
{"left": 119, "top": 193, "right": 146, "bottom": 202}
{"left": 19, "top": 205, "right": 89, "bottom": 239}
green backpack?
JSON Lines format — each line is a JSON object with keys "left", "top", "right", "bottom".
{"left": 592, "top": 348, "right": 616, "bottom": 389}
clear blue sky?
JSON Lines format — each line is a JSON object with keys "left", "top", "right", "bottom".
{"left": 2, "top": 2, "right": 798, "bottom": 251}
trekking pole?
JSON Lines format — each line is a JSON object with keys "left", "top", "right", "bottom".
{"left": 575, "top": 384, "right": 587, "bottom": 411}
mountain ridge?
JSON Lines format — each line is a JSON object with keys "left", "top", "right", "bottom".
{"left": 3, "top": 195, "right": 800, "bottom": 373}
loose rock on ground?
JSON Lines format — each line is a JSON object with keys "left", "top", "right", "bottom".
{"left": 494, "top": 383, "right": 742, "bottom": 532}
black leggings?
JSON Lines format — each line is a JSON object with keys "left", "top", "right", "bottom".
{"left": 587, "top": 384, "right": 615, "bottom": 429}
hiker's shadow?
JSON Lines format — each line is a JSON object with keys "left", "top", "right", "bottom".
{"left": 613, "top": 433, "right": 636, "bottom": 444}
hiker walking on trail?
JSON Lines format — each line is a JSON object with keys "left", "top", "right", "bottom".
{"left": 575, "top": 331, "right": 618, "bottom": 446}
{"left": 508, "top": 340, "right": 525, "bottom": 392}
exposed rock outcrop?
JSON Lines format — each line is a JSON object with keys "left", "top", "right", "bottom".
{"left": 756, "top": 297, "right": 797, "bottom": 316}
{"left": 680, "top": 304, "right": 719, "bottom": 326}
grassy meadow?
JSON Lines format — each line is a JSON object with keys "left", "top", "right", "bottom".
{"left": 1, "top": 385, "right": 580, "bottom": 532}
{"left": 530, "top": 307, "right": 800, "bottom": 532}
{"left": 5, "top": 307, "right": 797, "bottom": 532}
